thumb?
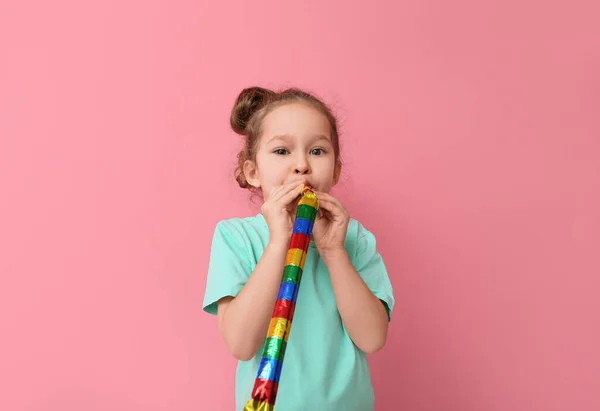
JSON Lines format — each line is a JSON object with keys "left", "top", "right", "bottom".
{"left": 315, "top": 209, "right": 323, "bottom": 222}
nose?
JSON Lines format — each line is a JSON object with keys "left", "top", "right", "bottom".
{"left": 294, "top": 154, "right": 310, "bottom": 175}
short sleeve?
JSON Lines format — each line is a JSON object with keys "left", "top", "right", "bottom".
{"left": 352, "top": 222, "right": 395, "bottom": 321}
{"left": 202, "top": 220, "right": 254, "bottom": 316}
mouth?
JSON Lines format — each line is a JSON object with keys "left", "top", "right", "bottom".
{"left": 290, "top": 179, "right": 315, "bottom": 190}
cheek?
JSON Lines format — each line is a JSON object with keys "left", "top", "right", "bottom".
{"left": 257, "top": 164, "right": 288, "bottom": 188}
{"left": 319, "top": 162, "right": 337, "bottom": 179}
{"left": 261, "top": 160, "right": 287, "bottom": 177}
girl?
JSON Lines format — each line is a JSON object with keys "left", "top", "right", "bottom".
{"left": 203, "top": 87, "right": 395, "bottom": 410}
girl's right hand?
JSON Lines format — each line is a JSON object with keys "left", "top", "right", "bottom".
{"left": 261, "top": 181, "right": 306, "bottom": 246}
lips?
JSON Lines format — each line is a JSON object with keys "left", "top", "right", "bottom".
{"left": 288, "top": 178, "right": 314, "bottom": 189}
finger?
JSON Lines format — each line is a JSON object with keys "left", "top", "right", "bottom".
{"left": 316, "top": 192, "right": 346, "bottom": 210}
{"left": 316, "top": 197, "right": 347, "bottom": 219}
{"left": 271, "top": 181, "right": 305, "bottom": 203}
{"left": 315, "top": 208, "right": 326, "bottom": 221}
{"left": 278, "top": 183, "right": 306, "bottom": 206}
{"left": 267, "top": 185, "right": 286, "bottom": 201}
{"left": 315, "top": 194, "right": 341, "bottom": 210}
{"left": 316, "top": 198, "right": 337, "bottom": 213}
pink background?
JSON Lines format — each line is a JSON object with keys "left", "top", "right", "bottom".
{"left": 1, "top": 1, "right": 599, "bottom": 410}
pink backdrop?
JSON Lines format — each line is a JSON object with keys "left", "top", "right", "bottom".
{"left": 1, "top": 1, "right": 599, "bottom": 410}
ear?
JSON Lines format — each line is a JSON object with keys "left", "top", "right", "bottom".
{"left": 243, "top": 159, "right": 261, "bottom": 188}
{"left": 333, "top": 161, "right": 342, "bottom": 185}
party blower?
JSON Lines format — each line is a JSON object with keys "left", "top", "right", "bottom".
{"left": 244, "top": 186, "right": 319, "bottom": 411}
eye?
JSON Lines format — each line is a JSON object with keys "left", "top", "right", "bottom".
{"left": 273, "top": 148, "right": 289, "bottom": 155}
{"left": 310, "top": 148, "right": 326, "bottom": 156}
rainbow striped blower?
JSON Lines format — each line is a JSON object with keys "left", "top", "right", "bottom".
{"left": 244, "top": 186, "right": 319, "bottom": 411}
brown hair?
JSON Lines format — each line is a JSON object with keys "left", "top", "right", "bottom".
{"left": 230, "top": 87, "right": 341, "bottom": 190}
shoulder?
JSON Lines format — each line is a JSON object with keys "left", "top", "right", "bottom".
{"left": 213, "top": 213, "right": 267, "bottom": 238}
{"left": 346, "top": 218, "right": 378, "bottom": 243}
{"left": 344, "top": 218, "right": 379, "bottom": 256}
{"left": 210, "top": 214, "right": 269, "bottom": 261}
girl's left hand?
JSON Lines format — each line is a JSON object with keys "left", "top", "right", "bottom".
{"left": 312, "top": 191, "right": 350, "bottom": 256}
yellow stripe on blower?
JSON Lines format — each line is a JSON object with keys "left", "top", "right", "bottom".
{"left": 244, "top": 399, "right": 274, "bottom": 411}
{"left": 285, "top": 248, "right": 306, "bottom": 268}
{"left": 267, "top": 317, "right": 291, "bottom": 342}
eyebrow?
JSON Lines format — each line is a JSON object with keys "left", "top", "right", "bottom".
{"left": 267, "top": 134, "right": 331, "bottom": 144}
{"left": 312, "top": 134, "right": 331, "bottom": 143}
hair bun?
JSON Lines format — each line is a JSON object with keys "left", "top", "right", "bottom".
{"left": 230, "top": 87, "right": 275, "bottom": 135}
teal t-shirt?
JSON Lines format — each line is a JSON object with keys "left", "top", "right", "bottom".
{"left": 202, "top": 213, "right": 395, "bottom": 411}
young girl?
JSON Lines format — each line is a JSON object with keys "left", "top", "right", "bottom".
{"left": 203, "top": 87, "right": 395, "bottom": 410}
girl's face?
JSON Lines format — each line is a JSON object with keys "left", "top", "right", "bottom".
{"left": 243, "top": 102, "right": 340, "bottom": 201}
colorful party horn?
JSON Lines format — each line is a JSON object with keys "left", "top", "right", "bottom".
{"left": 244, "top": 186, "right": 319, "bottom": 411}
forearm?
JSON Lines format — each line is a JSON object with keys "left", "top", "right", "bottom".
{"left": 220, "top": 240, "right": 288, "bottom": 360}
{"left": 321, "top": 248, "right": 389, "bottom": 354}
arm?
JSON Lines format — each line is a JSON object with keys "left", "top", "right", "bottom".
{"left": 311, "top": 191, "right": 390, "bottom": 354}
{"left": 215, "top": 182, "right": 306, "bottom": 361}
{"left": 321, "top": 248, "right": 389, "bottom": 354}
{"left": 217, "top": 240, "right": 288, "bottom": 361}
